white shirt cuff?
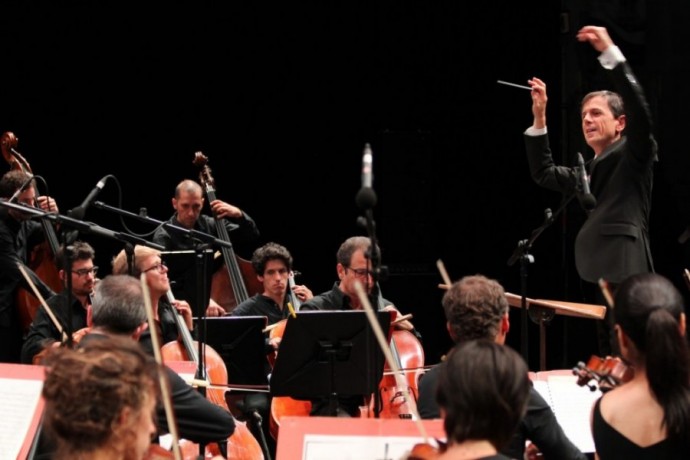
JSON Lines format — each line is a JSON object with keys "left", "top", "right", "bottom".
{"left": 598, "top": 45, "right": 626, "bottom": 70}
{"left": 525, "top": 126, "right": 548, "bottom": 136}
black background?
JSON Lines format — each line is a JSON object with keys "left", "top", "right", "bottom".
{"left": 2, "top": 1, "right": 689, "bottom": 371}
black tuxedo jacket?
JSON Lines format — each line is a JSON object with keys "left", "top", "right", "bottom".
{"left": 525, "top": 62, "right": 656, "bottom": 283}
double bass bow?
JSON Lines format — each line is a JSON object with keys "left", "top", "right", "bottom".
{"left": 192, "top": 152, "right": 260, "bottom": 312}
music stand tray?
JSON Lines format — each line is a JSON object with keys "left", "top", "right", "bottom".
{"left": 270, "top": 310, "right": 391, "bottom": 404}
{"left": 199, "top": 316, "right": 269, "bottom": 386}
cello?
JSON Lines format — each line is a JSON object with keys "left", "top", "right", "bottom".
{"left": 363, "top": 287, "right": 425, "bottom": 420}
{"left": 1, "top": 131, "right": 62, "bottom": 334}
{"left": 159, "top": 290, "right": 265, "bottom": 459}
{"left": 192, "top": 152, "right": 261, "bottom": 313}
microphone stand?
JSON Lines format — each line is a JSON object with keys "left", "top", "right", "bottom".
{"left": 93, "top": 201, "right": 234, "bottom": 250}
{"left": 507, "top": 194, "right": 575, "bottom": 370}
{"left": 356, "top": 186, "right": 388, "bottom": 419}
{"left": 62, "top": 242, "right": 75, "bottom": 348}
{"left": 0, "top": 200, "right": 165, "bottom": 251}
{"left": 94, "top": 201, "right": 223, "bottom": 458}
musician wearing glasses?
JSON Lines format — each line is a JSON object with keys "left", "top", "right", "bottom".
{"left": 300, "top": 236, "right": 416, "bottom": 417}
{"left": 301, "top": 236, "right": 413, "bottom": 330}
{"left": 111, "top": 244, "right": 194, "bottom": 356}
{"left": 21, "top": 241, "right": 96, "bottom": 364}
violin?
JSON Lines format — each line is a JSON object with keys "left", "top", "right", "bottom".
{"left": 572, "top": 355, "right": 634, "bottom": 392}
{"left": 1, "top": 131, "right": 62, "bottom": 334}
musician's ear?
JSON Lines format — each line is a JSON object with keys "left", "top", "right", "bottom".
{"left": 336, "top": 263, "right": 346, "bottom": 280}
{"left": 132, "top": 322, "right": 148, "bottom": 341}
{"left": 446, "top": 321, "right": 456, "bottom": 341}
{"left": 615, "top": 324, "right": 628, "bottom": 356}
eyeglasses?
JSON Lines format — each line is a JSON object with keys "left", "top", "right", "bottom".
{"left": 142, "top": 261, "right": 167, "bottom": 274}
{"left": 74, "top": 266, "right": 98, "bottom": 277}
{"left": 345, "top": 266, "right": 373, "bottom": 278}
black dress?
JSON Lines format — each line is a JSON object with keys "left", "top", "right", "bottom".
{"left": 592, "top": 397, "right": 689, "bottom": 459}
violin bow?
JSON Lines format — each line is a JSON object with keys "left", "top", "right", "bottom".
{"left": 16, "top": 262, "right": 68, "bottom": 343}
{"left": 436, "top": 259, "right": 452, "bottom": 291}
{"left": 598, "top": 278, "right": 615, "bottom": 309}
{"left": 353, "top": 280, "right": 431, "bottom": 444}
{"left": 141, "top": 274, "right": 183, "bottom": 460}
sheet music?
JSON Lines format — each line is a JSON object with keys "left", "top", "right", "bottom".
{"left": 532, "top": 375, "right": 601, "bottom": 453}
{"left": 0, "top": 378, "right": 44, "bottom": 460}
{"left": 303, "top": 434, "right": 429, "bottom": 460}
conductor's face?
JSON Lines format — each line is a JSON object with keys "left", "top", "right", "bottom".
{"left": 581, "top": 95, "right": 625, "bottom": 155}
{"left": 173, "top": 190, "right": 204, "bottom": 229}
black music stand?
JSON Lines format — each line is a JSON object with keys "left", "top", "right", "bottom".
{"left": 161, "top": 249, "right": 214, "bottom": 317}
{"left": 270, "top": 310, "right": 391, "bottom": 416}
{"left": 200, "top": 316, "right": 269, "bottom": 386}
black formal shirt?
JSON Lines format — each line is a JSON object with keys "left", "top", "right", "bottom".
{"left": 299, "top": 283, "right": 395, "bottom": 417}
{"left": 0, "top": 212, "right": 55, "bottom": 327}
{"left": 20, "top": 290, "right": 90, "bottom": 364}
{"left": 0, "top": 211, "right": 57, "bottom": 362}
{"left": 232, "top": 293, "right": 291, "bottom": 355}
{"left": 152, "top": 213, "right": 259, "bottom": 260}
{"left": 82, "top": 333, "right": 236, "bottom": 443}
{"left": 138, "top": 297, "right": 193, "bottom": 357}
{"left": 417, "top": 362, "right": 587, "bottom": 460}
{"left": 300, "top": 282, "right": 394, "bottom": 312}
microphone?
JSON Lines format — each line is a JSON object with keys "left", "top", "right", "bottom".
{"left": 361, "top": 143, "right": 373, "bottom": 188}
{"left": 576, "top": 152, "right": 596, "bottom": 211}
{"left": 69, "top": 175, "right": 111, "bottom": 220}
{"left": 355, "top": 143, "right": 377, "bottom": 210}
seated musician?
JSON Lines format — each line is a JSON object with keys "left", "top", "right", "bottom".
{"left": 231, "top": 241, "right": 313, "bottom": 459}
{"left": 112, "top": 244, "right": 196, "bottom": 356}
{"left": 591, "top": 273, "right": 690, "bottom": 459}
{"left": 232, "top": 242, "right": 313, "bottom": 351}
{"left": 41, "top": 335, "right": 160, "bottom": 460}
{"left": 431, "top": 340, "right": 531, "bottom": 460}
{"left": 0, "top": 169, "right": 59, "bottom": 363}
{"left": 299, "top": 235, "right": 418, "bottom": 417}
{"left": 417, "top": 275, "right": 586, "bottom": 460}
{"left": 21, "top": 241, "right": 96, "bottom": 364}
{"left": 34, "top": 274, "right": 236, "bottom": 458}
{"left": 152, "top": 178, "right": 260, "bottom": 315}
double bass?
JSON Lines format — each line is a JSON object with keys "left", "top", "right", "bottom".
{"left": 192, "top": 152, "right": 261, "bottom": 312}
{"left": 1, "top": 131, "right": 62, "bottom": 334}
